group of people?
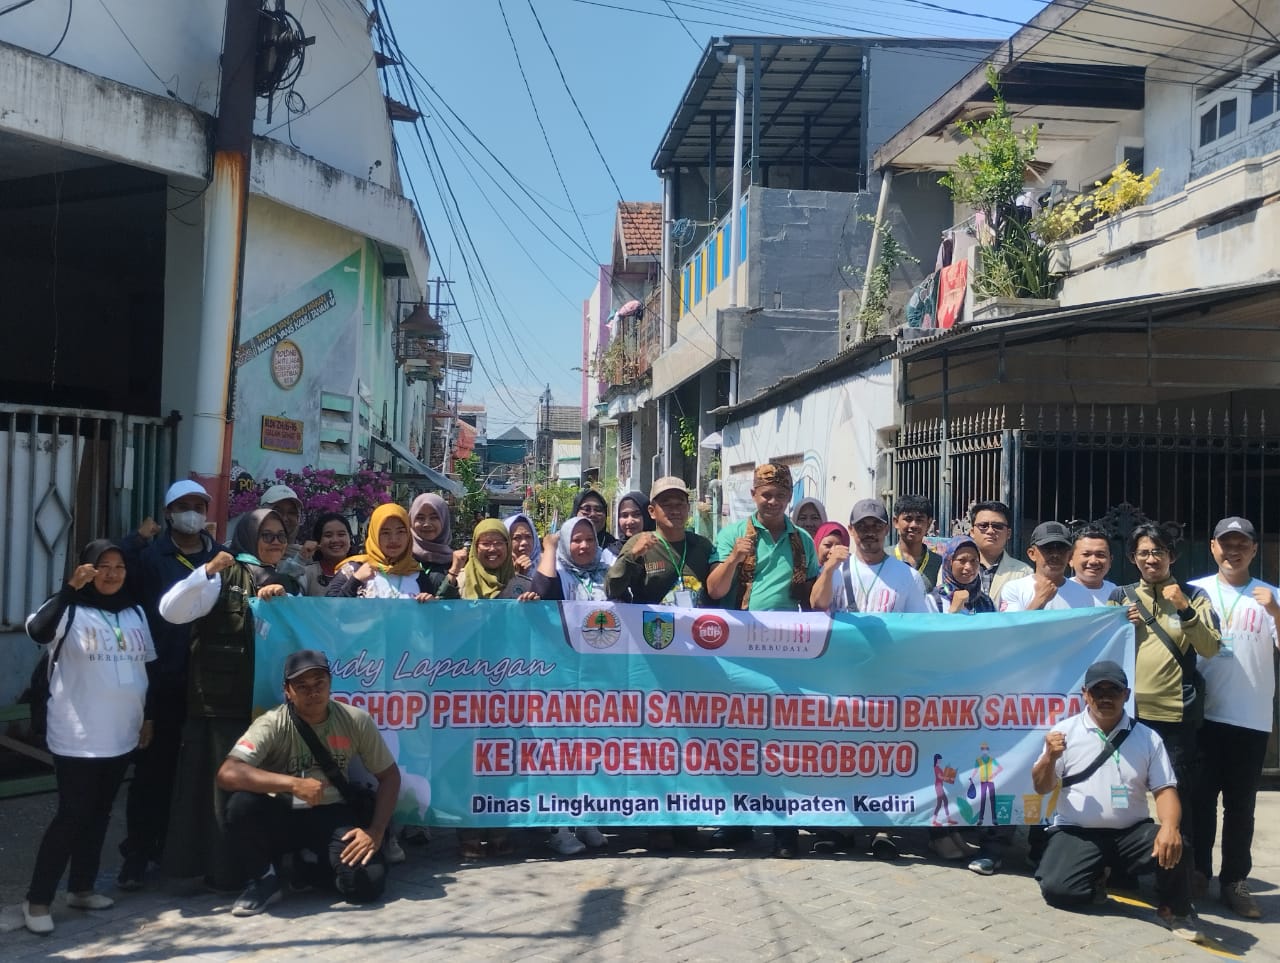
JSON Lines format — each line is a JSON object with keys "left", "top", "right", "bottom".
{"left": 19, "top": 461, "right": 1276, "bottom": 945}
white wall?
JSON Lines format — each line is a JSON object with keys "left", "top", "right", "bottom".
{"left": 1144, "top": 80, "right": 1194, "bottom": 201}
{"left": 720, "top": 360, "right": 895, "bottom": 523}
{"left": 0, "top": 0, "right": 397, "bottom": 187}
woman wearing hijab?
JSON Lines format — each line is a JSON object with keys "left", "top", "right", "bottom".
{"left": 453, "top": 519, "right": 535, "bottom": 601}
{"left": 791, "top": 497, "right": 828, "bottom": 539}
{"left": 615, "top": 491, "right": 655, "bottom": 540}
{"left": 302, "top": 513, "right": 353, "bottom": 597}
{"left": 326, "top": 504, "right": 435, "bottom": 600}
{"left": 813, "top": 521, "right": 850, "bottom": 568}
{"left": 529, "top": 516, "right": 611, "bottom": 856}
{"left": 409, "top": 493, "right": 460, "bottom": 597}
{"left": 22, "top": 541, "right": 156, "bottom": 934}
{"left": 927, "top": 535, "right": 996, "bottom": 614}
{"left": 157, "top": 508, "right": 299, "bottom": 891}
{"left": 504, "top": 512, "right": 542, "bottom": 577}
{"left": 572, "top": 488, "right": 619, "bottom": 553}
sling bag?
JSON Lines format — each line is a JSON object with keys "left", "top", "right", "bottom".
{"left": 288, "top": 703, "right": 377, "bottom": 827}
{"left": 1122, "top": 586, "right": 1206, "bottom": 727}
{"left": 1060, "top": 720, "right": 1134, "bottom": 787}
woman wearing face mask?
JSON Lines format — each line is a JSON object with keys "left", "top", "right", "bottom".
{"left": 927, "top": 535, "right": 996, "bottom": 614}
{"left": 615, "top": 492, "right": 655, "bottom": 541}
{"left": 408, "top": 493, "right": 460, "bottom": 598}
{"left": 572, "top": 489, "right": 619, "bottom": 554}
{"left": 504, "top": 512, "right": 542, "bottom": 577}
{"left": 302, "top": 513, "right": 353, "bottom": 597}
{"left": 326, "top": 504, "right": 436, "bottom": 600}
{"left": 529, "top": 517, "right": 611, "bottom": 856}
{"left": 21, "top": 541, "right": 155, "bottom": 934}
{"left": 156, "top": 509, "right": 300, "bottom": 891}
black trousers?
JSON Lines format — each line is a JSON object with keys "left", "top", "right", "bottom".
{"left": 1036, "top": 819, "right": 1192, "bottom": 915}
{"left": 1138, "top": 716, "right": 1197, "bottom": 854}
{"left": 1193, "top": 719, "right": 1270, "bottom": 886}
{"left": 27, "top": 753, "right": 131, "bottom": 905}
{"left": 223, "top": 791, "right": 386, "bottom": 902}
{"left": 121, "top": 684, "right": 186, "bottom": 861}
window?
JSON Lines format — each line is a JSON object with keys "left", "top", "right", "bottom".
{"left": 1199, "top": 96, "right": 1237, "bottom": 147}
{"left": 1194, "top": 51, "right": 1280, "bottom": 159}
{"left": 1251, "top": 75, "right": 1277, "bottom": 124}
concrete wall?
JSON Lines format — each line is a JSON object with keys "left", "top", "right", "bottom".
{"left": 737, "top": 309, "right": 839, "bottom": 403}
{"left": 0, "top": 0, "right": 399, "bottom": 188}
{"left": 1143, "top": 80, "right": 1194, "bottom": 201}
{"left": 721, "top": 360, "right": 895, "bottom": 522}
{"left": 1046, "top": 111, "right": 1144, "bottom": 192}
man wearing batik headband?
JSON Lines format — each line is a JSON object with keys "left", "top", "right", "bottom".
{"left": 706, "top": 461, "right": 820, "bottom": 858}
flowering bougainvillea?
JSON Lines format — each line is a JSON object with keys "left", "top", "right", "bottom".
{"left": 231, "top": 462, "right": 393, "bottom": 535}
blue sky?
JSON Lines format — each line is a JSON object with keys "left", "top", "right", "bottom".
{"left": 385, "top": 0, "right": 1048, "bottom": 431}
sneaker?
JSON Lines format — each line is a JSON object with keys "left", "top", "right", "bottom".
{"left": 547, "top": 828, "right": 586, "bottom": 856}
{"left": 231, "top": 875, "right": 283, "bottom": 917}
{"left": 21, "top": 901, "right": 54, "bottom": 935}
{"left": 117, "top": 852, "right": 147, "bottom": 891}
{"left": 383, "top": 833, "right": 407, "bottom": 864}
{"left": 66, "top": 892, "right": 115, "bottom": 910}
{"left": 968, "top": 857, "right": 998, "bottom": 876}
{"left": 871, "top": 832, "right": 898, "bottom": 860}
{"left": 577, "top": 826, "right": 608, "bottom": 848}
{"left": 1157, "top": 906, "right": 1207, "bottom": 944}
{"left": 1221, "top": 880, "right": 1262, "bottom": 920}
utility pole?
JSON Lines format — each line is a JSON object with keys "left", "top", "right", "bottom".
{"left": 189, "top": 0, "right": 260, "bottom": 535}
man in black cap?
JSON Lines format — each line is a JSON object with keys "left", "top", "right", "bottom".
{"left": 216, "top": 650, "right": 400, "bottom": 916}
{"left": 1000, "top": 521, "right": 1095, "bottom": 611}
{"left": 1033, "top": 660, "right": 1204, "bottom": 943}
{"left": 810, "top": 498, "right": 929, "bottom": 614}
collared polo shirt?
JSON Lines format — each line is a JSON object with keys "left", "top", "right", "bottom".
{"left": 1045, "top": 710, "right": 1175, "bottom": 829}
{"left": 713, "top": 514, "right": 819, "bottom": 611}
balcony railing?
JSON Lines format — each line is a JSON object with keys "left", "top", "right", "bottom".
{"left": 678, "top": 194, "right": 749, "bottom": 318}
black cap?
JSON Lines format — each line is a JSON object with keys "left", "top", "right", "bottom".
{"left": 849, "top": 498, "right": 889, "bottom": 526}
{"left": 1029, "top": 521, "right": 1072, "bottom": 548}
{"left": 284, "top": 649, "right": 330, "bottom": 682}
{"left": 1213, "top": 516, "right": 1257, "bottom": 542}
{"left": 1083, "top": 660, "right": 1128, "bottom": 690}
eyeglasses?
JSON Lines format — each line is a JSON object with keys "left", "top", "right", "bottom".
{"left": 578, "top": 505, "right": 605, "bottom": 515}
{"left": 1134, "top": 549, "right": 1167, "bottom": 560}
{"left": 1089, "top": 684, "right": 1126, "bottom": 697}
{"left": 259, "top": 531, "right": 289, "bottom": 544}
{"left": 973, "top": 522, "right": 1009, "bottom": 532}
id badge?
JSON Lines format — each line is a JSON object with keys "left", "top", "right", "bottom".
{"left": 1219, "top": 633, "right": 1234, "bottom": 658}
{"left": 673, "top": 589, "right": 695, "bottom": 608}
{"left": 1110, "top": 785, "right": 1129, "bottom": 809}
{"left": 114, "top": 657, "right": 136, "bottom": 686}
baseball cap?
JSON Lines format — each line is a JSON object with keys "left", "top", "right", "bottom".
{"left": 1213, "top": 516, "right": 1257, "bottom": 542}
{"left": 849, "top": 498, "right": 889, "bottom": 526}
{"left": 284, "top": 649, "right": 331, "bottom": 681}
{"left": 1083, "top": 660, "right": 1128, "bottom": 690}
{"left": 650, "top": 476, "right": 690, "bottom": 501}
{"left": 1029, "top": 521, "right": 1072, "bottom": 548}
{"left": 164, "top": 479, "right": 210, "bottom": 507}
{"left": 260, "top": 484, "right": 302, "bottom": 508}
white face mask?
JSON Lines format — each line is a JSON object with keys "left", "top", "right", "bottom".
{"left": 170, "top": 510, "right": 207, "bottom": 536}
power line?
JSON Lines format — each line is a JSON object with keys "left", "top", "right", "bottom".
{"left": 662, "top": 0, "right": 703, "bottom": 48}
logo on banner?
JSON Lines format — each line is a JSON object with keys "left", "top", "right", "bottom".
{"left": 642, "top": 611, "right": 675, "bottom": 650}
{"left": 691, "top": 614, "right": 729, "bottom": 650}
{"left": 581, "top": 609, "right": 623, "bottom": 649}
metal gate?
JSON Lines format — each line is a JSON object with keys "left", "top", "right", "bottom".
{"left": 1, "top": 405, "right": 177, "bottom": 630}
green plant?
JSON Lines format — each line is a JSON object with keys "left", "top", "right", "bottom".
{"left": 974, "top": 217, "right": 1054, "bottom": 300}
{"left": 939, "top": 67, "right": 1039, "bottom": 218}
{"left": 1031, "top": 164, "right": 1163, "bottom": 246}
{"left": 526, "top": 476, "right": 580, "bottom": 536}
{"left": 849, "top": 215, "right": 918, "bottom": 337}
{"left": 453, "top": 454, "right": 488, "bottom": 534}
{"left": 675, "top": 416, "right": 698, "bottom": 459}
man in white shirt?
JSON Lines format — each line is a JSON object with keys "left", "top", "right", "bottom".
{"left": 1068, "top": 525, "right": 1116, "bottom": 605}
{"left": 811, "top": 499, "right": 929, "bottom": 614}
{"left": 1188, "top": 516, "right": 1279, "bottom": 920}
{"left": 1000, "top": 522, "right": 1096, "bottom": 611}
{"left": 1033, "top": 661, "right": 1204, "bottom": 943}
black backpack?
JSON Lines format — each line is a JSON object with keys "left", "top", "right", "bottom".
{"left": 24, "top": 603, "right": 75, "bottom": 737}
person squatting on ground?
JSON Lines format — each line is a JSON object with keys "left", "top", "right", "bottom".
{"left": 22, "top": 541, "right": 156, "bottom": 935}
{"left": 217, "top": 650, "right": 399, "bottom": 916}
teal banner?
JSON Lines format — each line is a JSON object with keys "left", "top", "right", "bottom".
{"left": 250, "top": 600, "right": 1134, "bottom": 829}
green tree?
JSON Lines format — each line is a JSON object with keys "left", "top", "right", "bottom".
{"left": 454, "top": 454, "right": 488, "bottom": 534}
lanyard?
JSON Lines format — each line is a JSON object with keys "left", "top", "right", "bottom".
{"left": 1092, "top": 725, "right": 1122, "bottom": 774}
{"left": 575, "top": 571, "right": 600, "bottom": 599}
{"left": 107, "top": 611, "right": 126, "bottom": 650}
{"left": 1212, "top": 576, "right": 1250, "bottom": 630}
{"left": 175, "top": 553, "right": 196, "bottom": 571}
{"left": 656, "top": 534, "right": 687, "bottom": 578}
{"left": 854, "top": 558, "right": 887, "bottom": 609}
{"left": 893, "top": 544, "right": 928, "bottom": 574}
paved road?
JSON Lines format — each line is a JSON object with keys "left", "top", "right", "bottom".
{"left": 1, "top": 788, "right": 1276, "bottom": 961}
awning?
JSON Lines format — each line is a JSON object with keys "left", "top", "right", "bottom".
{"left": 373, "top": 437, "right": 464, "bottom": 496}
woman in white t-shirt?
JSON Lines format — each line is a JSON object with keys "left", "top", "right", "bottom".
{"left": 22, "top": 540, "right": 156, "bottom": 935}
{"left": 325, "top": 503, "right": 436, "bottom": 600}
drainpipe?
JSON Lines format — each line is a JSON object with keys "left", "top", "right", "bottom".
{"left": 718, "top": 43, "right": 746, "bottom": 411}
{"left": 855, "top": 169, "right": 894, "bottom": 344}
{"left": 190, "top": 0, "right": 259, "bottom": 536}
{"left": 661, "top": 171, "right": 675, "bottom": 348}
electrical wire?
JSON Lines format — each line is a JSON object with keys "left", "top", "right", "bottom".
{"left": 45, "top": 0, "right": 70, "bottom": 57}
{"left": 95, "top": 0, "right": 182, "bottom": 100}
{"left": 0, "top": 0, "right": 40, "bottom": 16}
{"left": 662, "top": 0, "right": 703, "bottom": 49}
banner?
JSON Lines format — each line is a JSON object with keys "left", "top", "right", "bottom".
{"left": 250, "top": 600, "right": 1134, "bottom": 829}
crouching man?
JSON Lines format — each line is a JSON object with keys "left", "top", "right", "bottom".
{"left": 1033, "top": 660, "right": 1204, "bottom": 944}
{"left": 216, "top": 649, "right": 400, "bottom": 916}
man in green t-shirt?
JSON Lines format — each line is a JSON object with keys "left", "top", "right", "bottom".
{"left": 217, "top": 650, "right": 400, "bottom": 916}
{"left": 606, "top": 476, "right": 716, "bottom": 605}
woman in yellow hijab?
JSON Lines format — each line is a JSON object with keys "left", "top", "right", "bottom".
{"left": 325, "top": 503, "right": 434, "bottom": 600}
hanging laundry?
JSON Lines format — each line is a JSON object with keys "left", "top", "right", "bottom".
{"left": 936, "top": 260, "right": 968, "bottom": 329}
{"left": 906, "top": 272, "right": 940, "bottom": 328}
{"left": 935, "top": 231, "right": 954, "bottom": 271}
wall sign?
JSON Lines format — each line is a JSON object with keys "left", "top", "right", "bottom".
{"left": 270, "top": 339, "right": 304, "bottom": 389}
{"left": 261, "top": 415, "right": 304, "bottom": 454}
